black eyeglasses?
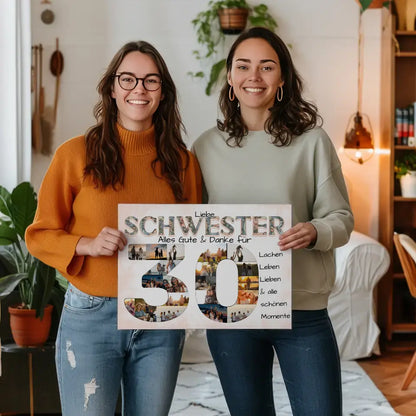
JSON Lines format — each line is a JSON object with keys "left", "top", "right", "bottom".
{"left": 113, "top": 72, "right": 162, "bottom": 91}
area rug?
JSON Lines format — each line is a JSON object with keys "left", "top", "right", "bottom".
{"left": 170, "top": 360, "right": 399, "bottom": 416}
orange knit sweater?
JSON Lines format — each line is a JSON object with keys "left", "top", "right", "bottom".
{"left": 26, "top": 124, "right": 202, "bottom": 296}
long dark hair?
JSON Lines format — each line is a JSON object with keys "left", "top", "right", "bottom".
{"left": 218, "top": 27, "right": 322, "bottom": 147}
{"left": 84, "top": 41, "right": 189, "bottom": 201}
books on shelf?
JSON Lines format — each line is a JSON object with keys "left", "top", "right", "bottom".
{"left": 395, "top": 102, "right": 416, "bottom": 146}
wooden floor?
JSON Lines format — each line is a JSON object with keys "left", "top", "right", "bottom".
{"left": 359, "top": 349, "right": 416, "bottom": 416}
{"left": 3, "top": 350, "right": 416, "bottom": 416}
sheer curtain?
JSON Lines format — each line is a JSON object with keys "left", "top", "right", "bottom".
{"left": 0, "top": 0, "right": 31, "bottom": 376}
{"left": 0, "top": 0, "right": 31, "bottom": 191}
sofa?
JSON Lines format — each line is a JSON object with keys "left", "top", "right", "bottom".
{"left": 182, "top": 230, "right": 390, "bottom": 363}
{"left": 328, "top": 230, "right": 390, "bottom": 360}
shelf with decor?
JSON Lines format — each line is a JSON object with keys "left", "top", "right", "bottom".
{"left": 379, "top": 16, "right": 416, "bottom": 343}
{"left": 395, "top": 145, "right": 416, "bottom": 150}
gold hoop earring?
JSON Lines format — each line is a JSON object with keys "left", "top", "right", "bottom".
{"left": 276, "top": 86, "right": 283, "bottom": 102}
{"left": 229, "top": 86, "right": 235, "bottom": 102}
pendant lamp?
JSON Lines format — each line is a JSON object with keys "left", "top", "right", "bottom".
{"left": 344, "top": 112, "right": 374, "bottom": 164}
{"left": 344, "top": 7, "right": 375, "bottom": 164}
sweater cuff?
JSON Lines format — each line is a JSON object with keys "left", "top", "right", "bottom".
{"left": 65, "top": 235, "right": 85, "bottom": 276}
{"left": 67, "top": 255, "right": 85, "bottom": 276}
{"left": 309, "top": 220, "right": 332, "bottom": 251}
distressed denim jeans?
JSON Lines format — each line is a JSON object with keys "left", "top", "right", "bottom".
{"left": 56, "top": 284, "right": 185, "bottom": 416}
{"left": 207, "top": 309, "right": 342, "bottom": 416}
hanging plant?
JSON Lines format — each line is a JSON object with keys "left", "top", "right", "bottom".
{"left": 355, "top": 0, "right": 391, "bottom": 12}
{"left": 189, "top": 0, "right": 277, "bottom": 95}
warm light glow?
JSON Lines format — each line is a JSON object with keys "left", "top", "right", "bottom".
{"left": 375, "top": 148, "right": 390, "bottom": 155}
{"left": 338, "top": 147, "right": 390, "bottom": 156}
{"left": 343, "top": 148, "right": 374, "bottom": 165}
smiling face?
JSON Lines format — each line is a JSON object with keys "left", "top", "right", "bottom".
{"left": 111, "top": 51, "right": 163, "bottom": 131}
{"left": 228, "top": 37, "right": 284, "bottom": 118}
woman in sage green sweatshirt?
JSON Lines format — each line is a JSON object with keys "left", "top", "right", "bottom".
{"left": 192, "top": 27, "right": 353, "bottom": 416}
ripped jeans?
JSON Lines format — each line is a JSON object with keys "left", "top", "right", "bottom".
{"left": 56, "top": 284, "right": 184, "bottom": 416}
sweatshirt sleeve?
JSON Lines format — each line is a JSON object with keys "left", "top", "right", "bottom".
{"left": 25, "top": 140, "right": 85, "bottom": 276}
{"left": 309, "top": 132, "right": 354, "bottom": 251}
{"left": 183, "top": 151, "right": 203, "bottom": 203}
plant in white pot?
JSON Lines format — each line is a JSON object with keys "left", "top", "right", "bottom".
{"left": 0, "top": 181, "right": 66, "bottom": 346}
{"left": 395, "top": 151, "right": 416, "bottom": 198}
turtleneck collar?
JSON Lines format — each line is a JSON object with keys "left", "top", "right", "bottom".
{"left": 116, "top": 123, "right": 156, "bottom": 155}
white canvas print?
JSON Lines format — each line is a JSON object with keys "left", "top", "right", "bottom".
{"left": 118, "top": 204, "right": 291, "bottom": 329}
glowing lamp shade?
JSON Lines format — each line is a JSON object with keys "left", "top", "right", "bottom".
{"left": 344, "top": 111, "right": 374, "bottom": 164}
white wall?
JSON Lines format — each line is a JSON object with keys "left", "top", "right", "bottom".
{"left": 30, "top": 0, "right": 384, "bottom": 238}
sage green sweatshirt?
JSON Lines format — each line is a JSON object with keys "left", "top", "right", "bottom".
{"left": 192, "top": 126, "right": 354, "bottom": 310}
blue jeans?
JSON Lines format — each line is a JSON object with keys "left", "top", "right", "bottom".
{"left": 56, "top": 284, "right": 184, "bottom": 416}
{"left": 207, "top": 309, "right": 342, "bottom": 416}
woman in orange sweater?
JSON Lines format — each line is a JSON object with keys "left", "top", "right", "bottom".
{"left": 26, "top": 41, "right": 201, "bottom": 416}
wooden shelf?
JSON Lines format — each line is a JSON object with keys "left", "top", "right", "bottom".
{"left": 391, "top": 323, "right": 416, "bottom": 332}
{"left": 396, "top": 52, "right": 416, "bottom": 58}
{"left": 394, "top": 196, "right": 416, "bottom": 202}
{"left": 395, "top": 146, "right": 416, "bottom": 150}
{"left": 396, "top": 31, "right": 416, "bottom": 36}
{"left": 382, "top": 332, "right": 416, "bottom": 352}
{"left": 379, "top": 16, "right": 416, "bottom": 342}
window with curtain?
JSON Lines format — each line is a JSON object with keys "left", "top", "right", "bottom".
{"left": 0, "top": 0, "right": 31, "bottom": 190}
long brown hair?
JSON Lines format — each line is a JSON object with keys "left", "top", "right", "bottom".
{"left": 218, "top": 27, "right": 322, "bottom": 147}
{"left": 84, "top": 41, "right": 189, "bottom": 201}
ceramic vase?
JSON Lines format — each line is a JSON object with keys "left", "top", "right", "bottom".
{"left": 400, "top": 171, "right": 416, "bottom": 197}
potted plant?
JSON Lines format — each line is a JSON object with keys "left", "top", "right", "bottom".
{"left": 190, "top": 0, "right": 277, "bottom": 95}
{"left": 395, "top": 151, "right": 416, "bottom": 197}
{"left": 217, "top": 1, "right": 249, "bottom": 34}
{"left": 0, "top": 181, "right": 66, "bottom": 346}
{"left": 356, "top": 0, "right": 391, "bottom": 11}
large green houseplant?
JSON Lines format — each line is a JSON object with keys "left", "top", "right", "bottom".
{"left": 190, "top": 0, "right": 277, "bottom": 95}
{"left": 0, "top": 182, "right": 66, "bottom": 321}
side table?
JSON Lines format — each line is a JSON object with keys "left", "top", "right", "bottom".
{"left": 1, "top": 343, "right": 55, "bottom": 416}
